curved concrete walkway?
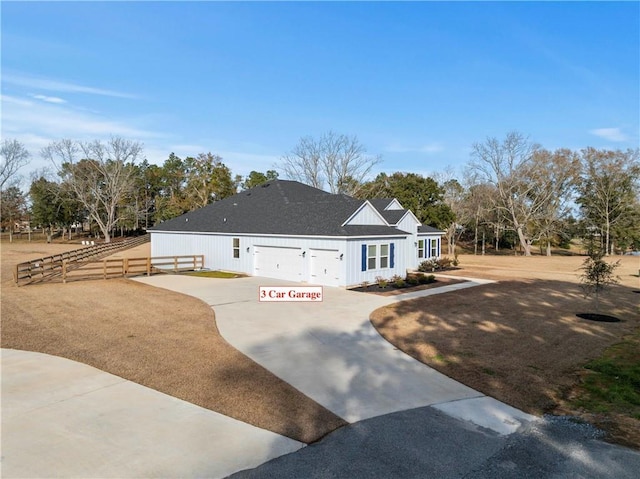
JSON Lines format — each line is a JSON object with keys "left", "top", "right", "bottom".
{"left": 134, "top": 275, "right": 535, "bottom": 435}
{"left": 0, "top": 349, "right": 303, "bottom": 479}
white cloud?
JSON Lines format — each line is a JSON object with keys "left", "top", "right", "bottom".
{"left": 2, "top": 94, "right": 157, "bottom": 140}
{"left": 1, "top": 94, "right": 162, "bottom": 182}
{"left": 385, "top": 142, "right": 445, "bottom": 154}
{"left": 589, "top": 127, "right": 628, "bottom": 142}
{"left": 30, "top": 94, "right": 67, "bottom": 104}
{"left": 3, "top": 73, "right": 138, "bottom": 99}
{"left": 1, "top": 91, "right": 279, "bottom": 181}
{"left": 1, "top": 94, "right": 33, "bottom": 107}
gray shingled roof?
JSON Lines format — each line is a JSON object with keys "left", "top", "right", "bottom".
{"left": 368, "top": 198, "right": 395, "bottom": 211}
{"left": 150, "top": 180, "right": 408, "bottom": 237}
{"left": 378, "top": 209, "right": 407, "bottom": 225}
{"left": 418, "top": 225, "right": 445, "bottom": 234}
{"left": 367, "top": 198, "right": 409, "bottom": 225}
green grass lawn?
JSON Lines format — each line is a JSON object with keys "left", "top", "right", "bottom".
{"left": 185, "top": 270, "right": 245, "bottom": 279}
{"left": 571, "top": 329, "right": 640, "bottom": 419}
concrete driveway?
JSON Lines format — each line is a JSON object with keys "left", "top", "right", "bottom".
{"left": 5, "top": 274, "right": 638, "bottom": 478}
{"left": 1, "top": 348, "right": 303, "bottom": 478}
{"left": 134, "top": 274, "right": 534, "bottom": 434}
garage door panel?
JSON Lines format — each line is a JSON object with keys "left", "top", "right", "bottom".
{"left": 254, "top": 246, "right": 302, "bottom": 281}
{"left": 310, "top": 249, "right": 340, "bottom": 287}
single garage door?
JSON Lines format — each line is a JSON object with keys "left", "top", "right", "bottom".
{"left": 254, "top": 246, "right": 303, "bottom": 282}
{"left": 310, "top": 249, "right": 341, "bottom": 287}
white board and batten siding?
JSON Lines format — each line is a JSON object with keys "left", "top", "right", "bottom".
{"left": 150, "top": 231, "right": 346, "bottom": 286}
{"left": 150, "top": 231, "right": 429, "bottom": 288}
{"left": 395, "top": 214, "right": 419, "bottom": 270}
{"left": 344, "top": 236, "right": 410, "bottom": 287}
{"left": 343, "top": 203, "right": 387, "bottom": 226}
{"left": 384, "top": 199, "right": 404, "bottom": 210}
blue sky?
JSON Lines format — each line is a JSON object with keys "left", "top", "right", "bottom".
{"left": 2, "top": 1, "right": 639, "bottom": 183}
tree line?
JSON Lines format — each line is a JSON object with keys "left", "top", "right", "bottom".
{"left": 1, "top": 132, "right": 638, "bottom": 254}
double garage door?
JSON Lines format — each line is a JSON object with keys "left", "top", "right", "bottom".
{"left": 254, "top": 246, "right": 341, "bottom": 286}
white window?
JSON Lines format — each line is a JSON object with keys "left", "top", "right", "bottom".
{"left": 380, "top": 244, "right": 389, "bottom": 268}
{"left": 233, "top": 238, "right": 240, "bottom": 258}
{"left": 430, "top": 238, "right": 438, "bottom": 257}
{"left": 367, "top": 245, "right": 377, "bottom": 270}
{"left": 418, "top": 239, "right": 425, "bottom": 258}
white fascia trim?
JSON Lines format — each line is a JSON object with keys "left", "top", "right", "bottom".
{"left": 417, "top": 230, "right": 446, "bottom": 236}
{"left": 346, "top": 235, "right": 408, "bottom": 241}
{"left": 341, "top": 200, "right": 390, "bottom": 227}
{"left": 150, "top": 230, "right": 408, "bottom": 240}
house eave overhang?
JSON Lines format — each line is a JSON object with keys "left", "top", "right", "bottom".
{"left": 149, "top": 230, "right": 408, "bottom": 240}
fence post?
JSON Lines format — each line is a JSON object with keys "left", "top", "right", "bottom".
{"left": 147, "top": 257, "right": 151, "bottom": 276}
{"left": 103, "top": 259, "right": 107, "bottom": 279}
{"left": 62, "top": 260, "right": 68, "bottom": 283}
{"left": 193, "top": 255, "right": 196, "bottom": 270}
{"left": 123, "top": 258, "right": 128, "bottom": 277}
{"left": 174, "top": 256, "right": 178, "bottom": 272}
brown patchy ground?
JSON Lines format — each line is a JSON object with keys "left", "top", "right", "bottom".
{"left": 371, "top": 254, "right": 640, "bottom": 448}
{"left": 0, "top": 240, "right": 346, "bottom": 443}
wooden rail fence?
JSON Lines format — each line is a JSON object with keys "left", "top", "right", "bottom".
{"left": 60, "top": 255, "right": 205, "bottom": 283}
{"left": 14, "top": 234, "right": 150, "bottom": 285}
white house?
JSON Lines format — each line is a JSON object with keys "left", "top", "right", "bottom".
{"left": 149, "top": 180, "right": 444, "bottom": 288}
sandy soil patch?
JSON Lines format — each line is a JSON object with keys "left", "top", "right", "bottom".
{"left": 1, "top": 241, "right": 346, "bottom": 443}
{"left": 371, "top": 254, "right": 640, "bottom": 448}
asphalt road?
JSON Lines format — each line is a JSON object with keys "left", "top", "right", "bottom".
{"left": 229, "top": 406, "right": 640, "bottom": 479}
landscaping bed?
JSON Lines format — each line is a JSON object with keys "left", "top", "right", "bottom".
{"left": 185, "top": 270, "right": 247, "bottom": 279}
{"left": 350, "top": 275, "right": 466, "bottom": 296}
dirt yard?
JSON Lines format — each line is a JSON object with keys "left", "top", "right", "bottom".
{"left": 371, "top": 254, "right": 640, "bottom": 448}
{"left": 0, "top": 241, "right": 346, "bottom": 443}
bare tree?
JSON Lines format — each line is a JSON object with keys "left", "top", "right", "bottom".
{"left": 41, "top": 137, "right": 143, "bottom": 243}
{"left": 528, "top": 149, "right": 580, "bottom": 255}
{"left": 441, "top": 178, "right": 468, "bottom": 255}
{"left": 469, "top": 131, "right": 548, "bottom": 256}
{"left": 278, "top": 131, "right": 381, "bottom": 195}
{"left": 1, "top": 139, "right": 30, "bottom": 190}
